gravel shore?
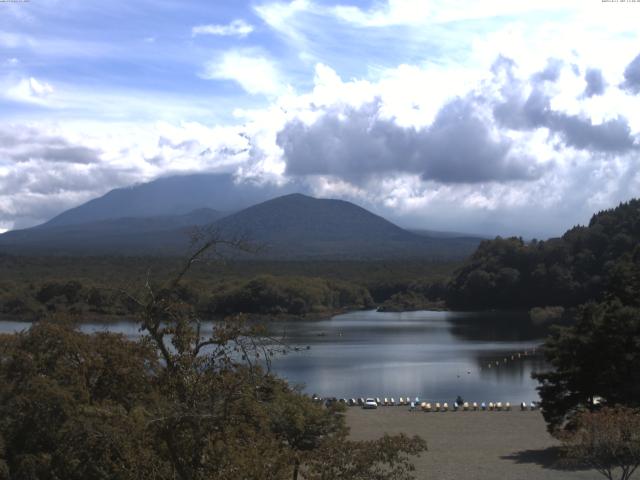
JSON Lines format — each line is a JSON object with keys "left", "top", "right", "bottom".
{"left": 346, "top": 407, "right": 601, "bottom": 480}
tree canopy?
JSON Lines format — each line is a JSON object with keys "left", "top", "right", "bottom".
{"left": 0, "top": 235, "right": 426, "bottom": 480}
{"left": 533, "top": 301, "right": 640, "bottom": 433}
{"left": 447, "top": 199, "right": 640, "bottom": 310}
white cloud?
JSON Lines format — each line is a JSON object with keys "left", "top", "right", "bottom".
{"left": 329, "top": 0, "right": 583, "bottom": 27}
{"left": 5, "top": 77, "right": 55, "bottom": 105}
{"left": 202, "top": 49, "right": 285, "bottom": 96}
{"left": 192, "top": 19, "right": 254, "bottom": 38}
{"left": 0, "top": 120, "right": 257, "bottom": 230}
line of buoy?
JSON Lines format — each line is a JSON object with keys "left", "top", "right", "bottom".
{"left": 311, "top": 396, "right": 539, "bottom": 411}
{"left": 484, "top": 346, "right": 541, "bottom": 370}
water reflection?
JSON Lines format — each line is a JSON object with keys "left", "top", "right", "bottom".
{"left": 0, "top": 310, "right": 549, "bottom": 402}
{"left": 265, "top": 310, "right": 547, "bottom": 402}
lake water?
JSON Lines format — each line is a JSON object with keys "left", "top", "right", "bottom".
{"left": 0, "top": 309, "right": 548, "bottom": 404}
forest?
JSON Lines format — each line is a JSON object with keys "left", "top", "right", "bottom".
{"left": 0, "top": 256, "right": 454, "bottom": 320}
{"left": 1, "top": 200, "right": 640, "bottom": 479}
{"left": 446, "top": 199, "right": 640, "bottom": 311}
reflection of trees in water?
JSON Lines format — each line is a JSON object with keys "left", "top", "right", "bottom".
{"left": 448, "top": 311, "right": 550, "bottom": 342}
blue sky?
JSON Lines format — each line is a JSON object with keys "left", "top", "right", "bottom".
{"left": 1, "top": 0, "right": 640, "bottom": 236}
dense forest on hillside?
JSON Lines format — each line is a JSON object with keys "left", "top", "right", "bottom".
{"left": 447, "top": 199, "right": 640, "bottom": 310}
{"left": 0, "top": 256, "right": 454, "bottom": 320}
{"left": 3, "top": 199, "right": 639, "bottom": 320}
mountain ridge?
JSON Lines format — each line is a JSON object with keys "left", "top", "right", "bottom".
{"left": 0, "top": 193, "right": 481, "bottom": 259}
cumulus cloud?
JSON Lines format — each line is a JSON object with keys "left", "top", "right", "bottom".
{"left": 0, "top": 121, "right": 256, "bottom": 230}
{"left": 531, "top": 58, "right": 563, "bottom": 84}
{"left": 278, "top": 97, "right": 544, "bottom": 183}
{"left": 492, "top": 61, "right": 637, "bottom": 153}
{"left": 192, "top": 19, "right": 254, "bottom": 38}
{"left": 622, "top": 53, "right": 640, "bottom": 94}
{"left": 0, "top": 128, "right": 101, "bottom": 164}
{"left": 5, "top": 77, "right": 54, "bottom": 104}
{"left": 202, "top": 49, "right": 283, "bottom": 95}
{"left": 584, "top": 68, "right": 606, "bottom": 97}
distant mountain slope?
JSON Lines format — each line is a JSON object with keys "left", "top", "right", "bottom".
{"left": 0, "top": 209, "right": 223, "bottom": 255}
{"left": 0, "top": 194, "right": 481, "bottom": 259}
{"left": 42, "top": 173, "right": 301, "bottom": 228}
{"left": 409, "top": 229, "right": 487, "bottom": 240}
{"left": 214, "top": 194, "right": 479, "bottom": 259}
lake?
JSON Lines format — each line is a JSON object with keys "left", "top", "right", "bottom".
{"left": 0, "top": 309, "right": 548, "bottom": 404}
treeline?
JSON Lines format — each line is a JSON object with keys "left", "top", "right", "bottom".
{"left": 0, "top": 257, "right": 454, "bottom": 320}
{"left": 447, "top": 199, "right": 640, "bottom": 310}
{"left": 206, "top": 275, "right": 374, "bottom": 316}
{"left": 0, "top": 275, "right": 376, "bottom": 320}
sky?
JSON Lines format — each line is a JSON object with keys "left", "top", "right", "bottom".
{"left": 1, "top": 0, "right": 640, "bottom": 237}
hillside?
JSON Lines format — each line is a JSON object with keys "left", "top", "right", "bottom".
{"left": 213, "top": 193, "right": 479, "bottom": 259}
{"left": 217, "top": 194, "right": 429, "bottom": 259}
{"left": 0, "top": 193, "right": 480, "bottom": 260}
{"left": 0, "top": 209, "right": 223, "bottom": 255}
{"left": 41, "top": 173, "right": 300, "bottom": 228}
{"left": 446, "top": 198, "right": 640, "bottom": 309}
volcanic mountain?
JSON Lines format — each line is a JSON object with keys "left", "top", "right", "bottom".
{"left": 0, "top": 186, "right": 481, "bottom": 259}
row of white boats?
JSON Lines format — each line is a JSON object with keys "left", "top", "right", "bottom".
{"left": 313, "top": 396, "right": 539, "bottom": 411}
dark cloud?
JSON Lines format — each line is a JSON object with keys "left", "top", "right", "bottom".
{"left": 531, "top": 58, "right": 563, "bottom": 84}
{"left": 10, "top": 145, "right": 99, "bottom": 164}
{"left": 0, "top": 129, "right": 101, "bottom": 164}
{"left": 548, "top": 115, "right": 634, "bottom": 152}
{"left": 278, "top": 98, "right": 543, "bottom": 184}
{"left": 584, "top": 68, "right": 606, "bottom": 97}
{"left": 622, "top": 53, "right": 640, "bottom": 94}
{"left": 494, "top": 66, "right": 636, "bottom": 153}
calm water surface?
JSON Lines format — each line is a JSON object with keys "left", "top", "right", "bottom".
{"left": 0, "top": 310, "right": 547, "bottom": 403}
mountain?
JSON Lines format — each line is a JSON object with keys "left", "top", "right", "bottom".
{"left": 0, "top": 208, "right": 224, "bottom": 255}
{"left": 0, "top": 192, "right": 481, "bottom": 259}
{"left": 215, "top": 194, "right": 477, "bottom": 259}
{"left": 42, "top": 173, "right": 302, "bottom": 228}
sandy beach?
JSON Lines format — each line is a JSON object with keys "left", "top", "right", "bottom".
{"left": 346, "top": 407, "right": 601, "bottom": 480}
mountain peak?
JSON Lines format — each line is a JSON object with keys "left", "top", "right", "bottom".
{"left": 0, "top": 185, "right": 481, "bottom": 259}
